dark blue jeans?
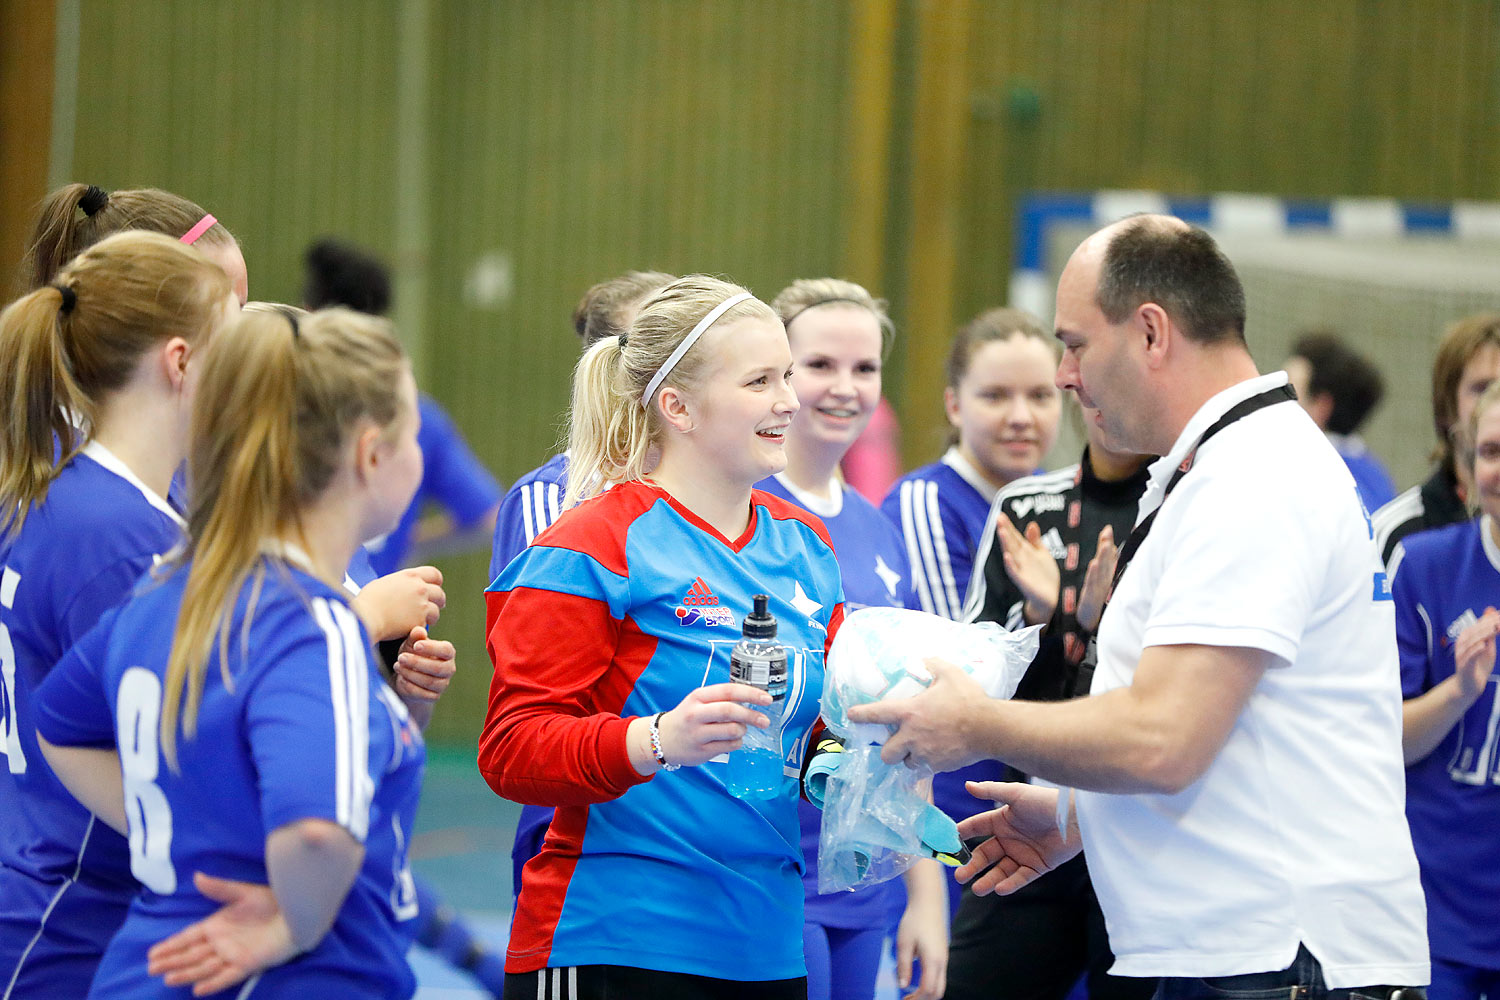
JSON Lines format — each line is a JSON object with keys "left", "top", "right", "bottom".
{"left": 1154, "top": 944, "right": 1427, "bottom": 1000}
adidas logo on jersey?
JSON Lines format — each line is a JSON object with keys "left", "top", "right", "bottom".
{"left": 1010, "top": 493, "right": 1067, "bottom": 519}
{"left": 682, "top": 577, "right": 719, "bottom": 607}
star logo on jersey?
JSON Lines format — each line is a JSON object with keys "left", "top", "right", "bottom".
{"left": 791, "top": 582, "right": 824, "bottom": 631}
{"left": 873, "top": 555, "right": 902, "bottom": 598}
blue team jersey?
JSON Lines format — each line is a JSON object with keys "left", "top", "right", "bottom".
{"left": 0, "top": 443, "right": 185, "bottom": 992}
{"left": 488, "top": 452, "right": 569, "bottom": 582}
{"left": 880, "top": 449, "right": 1006, "bottom": 826}
{"left": 369, "top": 394, "right": 502, "bottom": 576}
{"left": 487, "top": 452, "right": 571, "bottom": 883}
{"left": 481, "top": 480, "right": 845, "bottom": 979}
{"left": 33, "top": 557, "right": 425, "bottom": 999}
{"left": 880, "top": 448, "right": 995, "bottom": 622}
{"left": 1393, "top": 517, "right": 1500, "bottom": 970}
{"left": 1333, "top": 434, "right": 1398, "bottom": 513}
{"left": 758, "top": 475, "right": 911, "bottom": 930}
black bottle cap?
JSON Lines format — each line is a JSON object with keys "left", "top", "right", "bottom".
{"left": 742, "top": 593, "right": 777, "bottom": 639}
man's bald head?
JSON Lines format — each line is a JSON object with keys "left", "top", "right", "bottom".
{"left": 1088, "top": 214, "right": 1246, "bottom": 346}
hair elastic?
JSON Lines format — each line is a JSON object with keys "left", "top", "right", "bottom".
{"left": 640, "top": 291, "right": 753, "bottom": 410}
{"left": 79, "top": 185, "right": 109, "bottom": 217}
{"left": 180, "top": 214, "right": 217, "bottom": 246}
{"left": 279, "top": 307, "right": 301, "bottom": 339}
{"left": 53, "top": 284, "right": 77, "bottom": 315}
{"left": 781, "top": 296, "right": 868, "bottom": 328}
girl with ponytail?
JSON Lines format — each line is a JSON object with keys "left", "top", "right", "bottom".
{"left": 481, "top": 275, "right": 848, "bottom": 997}
{"left": 0, "top": 230, "right": 234, "bottom": 998}
{"left": 34, "top": 307, "right": 435, "bottom": 997}
{"left": 20, "top": 182, "right": 247, "bottom": 305}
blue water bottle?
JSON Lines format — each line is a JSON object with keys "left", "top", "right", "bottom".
{"left": 727, "top": 594, "right": 788, "bottom": 799}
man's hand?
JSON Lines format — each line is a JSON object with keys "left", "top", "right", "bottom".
{"left": 996, "top": 514, "right": 1061, "bottom": 626}
{"left": 845, "top": 658, "right": 989, "bottom": 772}
{"left": 955, "top": 781, "right": 1081, "bottom": 896}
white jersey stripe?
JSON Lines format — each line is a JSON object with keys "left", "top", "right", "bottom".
{"left": 924, "top": 480, "right": 962, "bottom": 618}
{"left": 311, "top": 600, "right": 353, "bottom": 831}
{"left": 521, "top": 484, "right": 537, "bottom": 543}
{"left": 899, "top": 481, "right": 940, "bottom": 617}
{"left": 546, "top": 483, "right": 562, "bottom": 526}
{"left": 332, "top": 603, "right": 373, "bottom": 841}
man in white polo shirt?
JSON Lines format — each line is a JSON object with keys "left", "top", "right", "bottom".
{"left": 849, "top": 214, "right": 1429, "bottom": 1000}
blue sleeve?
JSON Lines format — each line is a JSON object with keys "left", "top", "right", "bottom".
{"left": 33, "top": 608, "right": 119, "bottom": 749}
{"left": 1392, "top": 555, "right": 1434, "bottom": 700}
{"left": 489, "top": 479, "right": 563, "bottom": 583}
{"left": 57, "top": 556, "right": 155, "bottom": 652}
{"left": 418, "top": 396, "right": 502, "bottom": 527}
{"left": 247, "top": 599, "right": 376, "bottom": 841}
{"left": 882, "top": 479, "right": 973, "bottom": 621}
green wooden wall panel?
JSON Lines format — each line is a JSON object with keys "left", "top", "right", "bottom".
{"left": 39, "top": 0, "right": 1500, "bottom": 746}
{"left": 68, "top": 0, "right": 400, "bottom": 309}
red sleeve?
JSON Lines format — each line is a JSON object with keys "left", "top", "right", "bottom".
{"left": 479, "top": 585, "right": 653, "bottom": 805}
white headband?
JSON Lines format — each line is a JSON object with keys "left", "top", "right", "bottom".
{"left": 639, "top": 291, "right": 754, "bottom": 410}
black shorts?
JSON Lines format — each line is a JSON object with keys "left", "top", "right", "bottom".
{"left": 503, "top": 965, "right": 807, "bottom": 1000}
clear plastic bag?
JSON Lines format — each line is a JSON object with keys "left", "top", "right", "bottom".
{"left": 815, "top": 607, "right": 1041, "bottom": 893}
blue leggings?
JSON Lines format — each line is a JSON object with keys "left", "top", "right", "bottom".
{"left": 1430, "top": 957, "right": 1500, "bottom": 1000}
{"left": 803, "top": 921, "right": 888, "bottom": 1000}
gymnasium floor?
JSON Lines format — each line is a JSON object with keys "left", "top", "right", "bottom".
{"left": 407, "top": 749, "right": 903, "bottom": 999}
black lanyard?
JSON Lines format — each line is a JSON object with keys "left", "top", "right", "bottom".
{"left": 1107, "top": 384, "right": 1298, "bottom": 600}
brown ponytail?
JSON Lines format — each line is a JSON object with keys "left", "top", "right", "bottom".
{"left": 0, "top": 230, "right": 230, "bottom": 540}
{"left": 20, "top": 183, "right": 235, "bottom": 291}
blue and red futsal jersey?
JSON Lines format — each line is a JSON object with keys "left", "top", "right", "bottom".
{"left": 370, "top": 393, "right": 502, "bottom": 576}
{"left": 1393, "top": 516, "right": 1500, "bottom": 971}
{"left": 33, "top": 558, "right": 425, "bottom": 999}
{"left": 0, "top": 442, "right": 184, "bottom": 994}
{"left": 880, "top": 447, "right": 996, "bottom": 622}
{"left": 481, "top": 480, "right": 845, "bottom": 979}
{"left": 488, "top": 452, "right": 569, "bottom": 582}
{"left": 758, "top": 474, "right": 911, "bottom": 929}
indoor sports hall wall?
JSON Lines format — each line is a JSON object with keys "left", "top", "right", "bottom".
{"left": 3, "top": 0, "right": 1499, "bottom": 746}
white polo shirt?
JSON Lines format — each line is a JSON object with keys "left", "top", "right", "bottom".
{"left": 1076, "top": 371, "right": 1429, "bottom": 987}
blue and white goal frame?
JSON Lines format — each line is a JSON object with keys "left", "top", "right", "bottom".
{"left": 1008, "top": 190, "right": 1500, "bottom": 321}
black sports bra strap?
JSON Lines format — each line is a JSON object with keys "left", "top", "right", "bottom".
{"left": 1107, "top": 384, "right": 1298, "bottom": 599}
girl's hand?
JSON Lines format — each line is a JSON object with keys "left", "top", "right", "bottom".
{"left": 628, "top": 683, "right": 772, "bottom": 775}
{"left": 1454, "top": 607, "right": 1500, "bottom": 702}
{"left": 1076, "top": 524, "right": 1118, "bottom": 633}
{"left": 996, "top": 514, "right": 1061, "bottom": 626}
{"left": 146, "top": 873, "right": 295, "bottom": 996}
{"left": 392, "top": 626, "right": 456, "bottom": 702}
{"left": 350, "top": 567, "right": 445, "bottom": 641}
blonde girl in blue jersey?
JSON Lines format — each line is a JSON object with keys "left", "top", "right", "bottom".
{"left": 0, "top": 230, "right": 236, "bottom": 999}
{"left": 482, "top": 275, "right": 847, "bottom": 999}
{"left": 36, "top": 306, "right": 436, "bottom": 998}
{"left": 765, "top": 278, "right": 949, "bottom": 1000}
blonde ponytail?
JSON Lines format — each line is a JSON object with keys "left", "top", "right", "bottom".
{"left": 562, "top": 275, "right": 777, "bottom": 509}
{"left": 161, "top": 307, "right": 406, "bottom": 769}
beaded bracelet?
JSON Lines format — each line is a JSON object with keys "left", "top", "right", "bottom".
{"left": 649, "top": 712, "right": 680, "bottom": 771}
